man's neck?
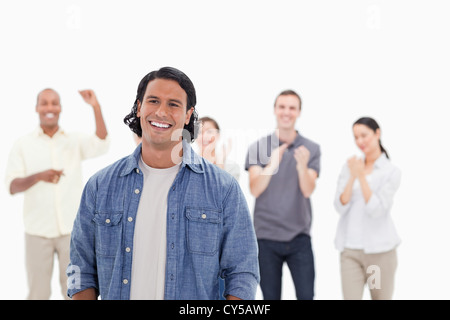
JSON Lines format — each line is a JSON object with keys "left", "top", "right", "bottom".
{"left": 41, "top": 125, "right": 59, "bottom": 138}
{"left": 276, "top": 128, "right": 297, "bottom": 145}
{"left": 141, "top": 141, "right": 183, "bottom": 169}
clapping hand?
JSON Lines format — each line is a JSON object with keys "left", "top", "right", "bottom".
{"left": 294, "top": 145, "right": 310, "bottom": 171}
{"left": 347, "top": 156, "right": 364, "bottom": 178}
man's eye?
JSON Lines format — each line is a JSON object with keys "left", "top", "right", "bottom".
{"left": 169, "top": 103, "right": 180, "bottom": 107}
{"left": 148, "top": 99, "right": 158, "bottom": 104}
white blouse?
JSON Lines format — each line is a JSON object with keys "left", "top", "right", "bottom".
{"left": 333, "top": 153, "right": 401, "bottom": 254}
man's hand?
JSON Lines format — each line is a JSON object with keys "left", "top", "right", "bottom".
{"left": 79, "top": 89, "right": 100, "bottom": 108}
{"left": 271, "top": 143, "right": 289, "bottom": 169}
{"left": 248, "top": 143, "right": 288, "bottom": 198}
{"left": 78, "top": 89, "right": 108, "bottom": 139}
{"left": 9, "top": 169, "right": 64, "bottom": 194}
{"left": 294, "top": 145, "right": 318, "bottom": 198}
{"left": 39, "top": 169, "right": 64, "bottom": 184}
{"left": 294, "top": 145, "right": 310, "bottom": 172}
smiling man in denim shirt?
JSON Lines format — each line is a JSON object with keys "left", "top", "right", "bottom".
{"left": 66, "top": 66, "right": 259, "bottom": 300}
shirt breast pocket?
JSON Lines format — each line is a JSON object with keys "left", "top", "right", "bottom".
{"left": 92, "top": 212, "right": 123, "bottom": 257}
{"left": 185, "top": 207, "right": 222, "bottom": 255}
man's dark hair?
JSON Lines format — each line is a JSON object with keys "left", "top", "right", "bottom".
{"left": 274, "top": 89, "right": 302, "bottom": 110}
{"left": 36, "top": 88, "right": 60, "bottom": 106}
{"left": 124, "top": 66, "right": 199, "bottom": 142}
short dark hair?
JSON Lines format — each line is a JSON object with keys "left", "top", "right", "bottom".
{"left": 123, "top": 66, "right": 199, "bottom": 143}
{"left": 274, "top": 89, "right": 302, "bottom": 110}
{"left": 36, "top": 88, "right": 60, "bottom": 106}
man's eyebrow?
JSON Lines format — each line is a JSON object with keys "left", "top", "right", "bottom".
{"left": 145, "top": 95, "right": 183, "bottom": 105}
{"left": 168, "top": 99, "right": 183, "bottom": 105}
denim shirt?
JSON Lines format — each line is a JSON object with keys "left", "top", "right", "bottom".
{"left": 67, "top": 140, "right": 259, "bottom": 300}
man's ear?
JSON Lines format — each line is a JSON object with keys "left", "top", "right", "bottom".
{"left": 185, "top": 107, "right": 194, "bottom": 125}
{"left": 136, "top": 100, "right": 141, "bottom": 117}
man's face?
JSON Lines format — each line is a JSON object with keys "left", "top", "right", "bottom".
{"left": 137, "top": 78, "right": 193, "bottom": 150}
{"left": 36, "top": 89, "right": 61, "bottom": 129}
{"left": 274, "top": 94, "right": 301, "bottom": 130}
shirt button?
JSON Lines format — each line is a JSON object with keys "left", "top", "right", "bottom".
{"left": 105, "top": 219, "right": 111, "bottom": 224}
{"left": 171, "top": 243, "right": 174, "bottom": 249}
{"left": 171, "top": 213, "right": 175, "bottom": 220}
{"left": 172, "top": 186, "right": 176, "bottom": 191}
{"left": 201, "top": 214, "right": 207, "bottom": 219}
{"left": 134, "top": 189, "right": 140, "bottom": 194}
{"left": 170, "top": 274, "right": 174, "bottom": 280}
{"left": 128, "top": 217, "right": 133, "bottom": 222}
{"left": 123, "top": 279, "right": 128, "bottom": 284}
{"left": 136, "top": 168, "right": 140, "bottom": 174}
{"left": 125, "top": 247, "right": 131, "bottom": 252}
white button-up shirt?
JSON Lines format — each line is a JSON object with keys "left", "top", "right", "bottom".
{"left": 5, "top": 127, "right": 110, "bottom": 238}
{"left": 333, "top": 153, "right": 401, "bottom": 254}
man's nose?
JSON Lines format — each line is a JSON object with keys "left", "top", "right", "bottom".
{"left": 155, "top": 103, "right": 169, "bottom": 117}
{"left": 48, "top": 104, "right": 60, "bottom": 111}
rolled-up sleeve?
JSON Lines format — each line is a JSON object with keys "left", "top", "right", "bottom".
{"left": 334, "top": 163, "right": 352, "bottom": 216}
{"left": 4, "top": 141, "right": 24, "bottom": 193}
{"left": 66, "top": 177, "right": 99, "bottom": 298}
{"left": 365, "top": 167, "right": 401, "bottom": 218}
{"left": 220, "top": 179, "right": 260, "bottom": 300}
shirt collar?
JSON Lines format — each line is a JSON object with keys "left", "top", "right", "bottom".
{"left": 270, "top": 130, "right": 302, "bottom": 149}
{"left": 34, "top": 126, "right": 65, "bottom": 137}
{"left": 181, "top": 139, "right": 204, "bottom": 173}
{"left": 373, "top": 153, "right": 389, "bottom": 169}
{"left": 120, "top": 139, "right": 204, "bottom": 177}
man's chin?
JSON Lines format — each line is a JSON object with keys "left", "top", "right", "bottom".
{"left": 40, "top": 121, "right": 59, "bottom": 128}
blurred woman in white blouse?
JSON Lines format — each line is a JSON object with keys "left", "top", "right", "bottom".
{"left": 334, "top": 117, "right": 401, "bottom": 300}
{"left": 195, "top": 116, "right": 240, "bottom": 182}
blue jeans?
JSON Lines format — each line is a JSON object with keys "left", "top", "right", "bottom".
{"left": 257, "top": 233, "right": 315, "bottom": 300}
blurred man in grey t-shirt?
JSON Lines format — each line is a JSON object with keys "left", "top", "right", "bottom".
{"left": 245, "top": 89, "right": 321, "bottom": 300}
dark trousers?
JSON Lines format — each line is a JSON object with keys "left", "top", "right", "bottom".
{"left": 257, "top": 233, "right": 315, "bottom": 300}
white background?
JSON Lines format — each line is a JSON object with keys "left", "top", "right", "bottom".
{"left": 1, "top": 0, "right": 449, "bottom": 300}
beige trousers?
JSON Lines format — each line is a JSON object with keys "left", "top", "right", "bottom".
{"left": 25, "top": 233, "right": 71, "bottom": 300}
{"left": 340, "top": 248, "right": 398, "bottom": 300}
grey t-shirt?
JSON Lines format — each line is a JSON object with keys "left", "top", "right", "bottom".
{"left": 245, "top": 131, "right": 321, "bottom": 242}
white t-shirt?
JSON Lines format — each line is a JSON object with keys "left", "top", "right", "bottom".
{"left": 130, "top": 157, "right": 181, "bottom": 300}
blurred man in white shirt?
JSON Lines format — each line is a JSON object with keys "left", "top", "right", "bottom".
{"left": 5, "top": 88, "right": 110, "bottom": 299}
